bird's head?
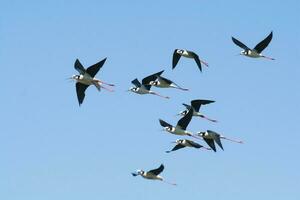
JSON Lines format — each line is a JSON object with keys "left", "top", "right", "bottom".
{"left": 176, "top": 49, "right": 184, "bottom": 54}
{"left": 240, "top": 50, "right": 246, "bottom": 55}
{"left": 197, "top": 131, "right": 205, "bottom": 137}
{"left": 127, "top": 87, "right": 137, "bottom": 92}
{"left": 70, "top": 75, "right": 80, "bottom": 80}
{"left": 178, "top": 110, "right": 188, "bottom": 116}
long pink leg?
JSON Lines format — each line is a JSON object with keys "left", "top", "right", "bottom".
{"left": 100, "top": 85, "right": 114, "bottom": 92}
{"left": 97, "top": 80, "right": 115, "bottom": 86}
{"left": 200, "top": 115, "right": 218, "bottom": 123}
{"left": 151, "top": 92, "right": 170, "bottom": 99}
{"left": 262, "top": 55, "right": 275, "bottom": 60}
{"left": 175, "top": 87, "right": 189, "bottom": 91}
{"left": 201, "top": 146, "right": 212, "bottom": 151}
{"left": 221, "top": 136, "right": 243, "bottom": 144}
{"left": 162, "top": 180, "right": 177, "bottom": 186}
{"left": 201, "top": 60, "right": 209, "bottom": 67}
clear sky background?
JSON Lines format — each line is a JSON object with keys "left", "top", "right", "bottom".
{"left": 1, "top": 0, "right": 300, "bottom": 199}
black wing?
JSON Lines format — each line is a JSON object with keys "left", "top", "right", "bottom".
{"left": 185, "top": 140, "right": 202, "bottom": 149}
{"left": 76, "top": 82, "right": 89, "bottom": 106}
{"left": 177, "top": 108, "right": 193, "bottom": 130}
{"left": 203, "top": 138, "right": 216, "bottom": 152}
{"left": 142, "top": 70, "right": 164, "bottom": 90}
{"left": 207, "top": 130, "right": 223, "bottom": 150}
{"left": 232, "top": 37, "right": 250, "bottom": 50}
{"left": 172, "top": 49, "right": 181, "bottom": 69}
{"left": 166, "top": 144, "right": 186, "bottom": 153}
{"left": 131, "top": 78, "right": 141, "bottom": 87}
{"left": 253, "top": 31, "right": 273, "bottom": 54}
{"left": 158, "top": 76, "right": 173, "bottom": 85}
{"left": 86, "top": 57, "right": 107, "bottom": 78}
{"left": 189, "top": 52, "right": 202, "bottom": 72}
{"left": 159, "top": 119, "right": 172, "bottom": 128}
{"left": 148, "top": 164, "right": 164, "bottom": 175}
{"left": 191, "top": 99, "right": 215, "bottom": 112}
{"left": 74, "top": 59, "right": 86, "bottom": 74}
{"left": 182, "top": 103, "right": 192, "bottom": 110}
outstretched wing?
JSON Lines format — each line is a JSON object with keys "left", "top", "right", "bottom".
{"left": 232, "top": 37, "right": 250, "bottom": 50}
{"left": 166, "top": 144, "right": 186, "bottom": 153}
{"left": 76, "top": 82, "right": 89, "bottom": 106}
{"left": 131, "top": 78, "right": 141, "bottom": 87}
{"left": 142, "top": 70, "right": 164, "bottom": 90}
{"left": 159, "top": 119, "right": 172, "bottom": 128}
{"left": 172, "top": 49, "right": 181, "bottom": 69}
{"left": 186, "top": 140, "right": 202, "bottom": 148}
{"left": 74, "top": 59, "right": 86, "bottom": 74}
{"left": 189, "top": 52, "right": 202, "bottom": 72}
{"left": 253, "top": 31, "right": 273, "bottom": 53}
{"left": 182, "top": 103, "right": 192, "bottom": 110}
{"left": 148, "top": 164, "right": 164, "bottom": 175}
{"left": 207, "top": 130, "right": 223, "bottom": 150}
{"left": 191, "top": 99, "right": 215, "bottom": 112}
{"left": 203, "top": 138, "right": 216, "bottom": 152}
{"left": 157, "top": 76, "right": 173, "bottom": 85}
{"left": 86, "top": 57, "right": 107, "bottom": 78}
{"left": 177, "top": 108, "right": 193, "bottom": 130}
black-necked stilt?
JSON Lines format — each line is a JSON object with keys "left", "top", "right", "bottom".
{"left": 197, "top": 130, "right": 243, "bottom": 152}
{"left": 172, "top": 49, "right": 208, "bottom": 72}
{"left": 148, "top": 74, "right": 188, "bottom": 91}
{"left": 159, "top": 108, "right": 199, "bottom": 139}
{"left": 70, "top": 58, "right": 114, "bottom": 106}
{"left": 166, "top": 139, "right": 211, "bottom": 153}
{"left": 132, "top": 164, "right": 176, "bottom": 186}
{"left": 179, "top": 99, "right": 217, "bottom": 123}
{"left": 128, "top": 70, "right": 170, "bottom": 99}
{"left": 232, "top": 31, "right": 274, "bottom": 60}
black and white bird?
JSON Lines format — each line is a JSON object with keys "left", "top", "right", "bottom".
{"left": 232, "top": 31, "right": 275, "bottom": 60}
{"left": 197, "top": 130, "right": 243, "bottom": 152}
{"left": 132, "top": 164, "right": 176, "bottom": 186}
{"left": 148, "top": 75, "right": 188, "bottom": 91}
{"left": 70, "top": 58, "right": 114, "bottom": 106}
{"left": 178, "top": 99, "right": 217, "bottom": 123}
{"left": 159, "top": 108, "right": 199, "bottom": 139}
{"left": 172, "top": 49, "right": 208, "bottom": 72}
{"left": 128, "top": 70, "right": 170, "bottom": 99}
{"left": 166, "top": 139, "right": 211, "bottom": 153}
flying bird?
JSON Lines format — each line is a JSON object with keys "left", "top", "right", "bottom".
{"left": 178, "top": 99, "right": 217, "bottom": 123}
{"left": 70, "top": 58, "right": 114, "bottom": 106}
{"left": 128, "top": 70, "right": 170, "bottom": 99}
{"left": 159, "top": 108, "right": 199, "bottom": 139}
{"left": 131, "top": 164, "right": 176, "bottom": 186}
{"left": 166, "top": 139, "right": 211, "bottom": 153}
{"left": 147, "top": 74, "right": 188, "bottom": 91}
{"left": 197, "top": 130, "right": 243, "bottom": 152}
{"left": 172, "top": 49, "right": 208, "bottom": 72}
{"left": 232, "top": 31, "right": 275, "bottom": 60}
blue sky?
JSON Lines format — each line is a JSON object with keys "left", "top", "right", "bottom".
{"left": 1, "top": 0, "right": 300, "bottom": 199}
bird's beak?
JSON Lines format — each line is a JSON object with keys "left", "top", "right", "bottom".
{"left": 131, "top": 172, "right": 139, "bottom": 177}
{"left": 171, "top": 141, "right": 177, "bottom": 144}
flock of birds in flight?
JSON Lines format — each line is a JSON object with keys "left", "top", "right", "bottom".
{"left": 69, "top": 31, "right": 274, "bottom": 186}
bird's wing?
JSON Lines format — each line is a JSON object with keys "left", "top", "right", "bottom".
{"left": 191, "top": 99, "right": 215, "bottom": 112}
{"left": 186, "top": 140, "right": 202, "bottom": 148}
{"left": 86, "top": 57, "right": 107, "bottom": 78}
{"left": 157, "top": 76, "right": 173, "bottom": 85}
{"left": 231, "top": 37, "right": 250, "bottom": 50}
{"left": 131, "top": 78, "right": 141, "bottom": 87}
{"left": 76, "top": 82, "right": 89, "bottom": 106}
{"left": 74, "top": 59, "right": 86, "bottom": 74}
{"left": 214, "top": 135, "right": 224, "bottom": 151}
{"left": 167, "top": 144, "right": 186, "bottom": 152}
{"left": 148, "top": 164, "right": 164, "bottom": 175}
{"left": 172, "top": 49, "right": 181, "bottom": 69}
{"left": 177, "top": 108, "right": 193, "bottom": 130}
{"left": 189, "top": 52, "right": 202, "bottom": 72}
{"left": 159, "top": 119, "right": 172, "bottom": 128}
{"left": 253, "top": 31, "right": 273, "bottom": 54}
{"left": 142, "top": 70, "right": 164, "bottom": 90}
{"left": 182, "top": 103, "right": 192, "bottom": 110}
{"left": 203, "top": 138, "right": 216, "bottom": 152}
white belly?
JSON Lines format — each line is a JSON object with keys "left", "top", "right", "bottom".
{"left": 77, "top": 74, "right": 94, "bottom": 85}
{"left": 246, "top": 50, "right": 261, "bottom": 58}
{"left": 134, "top": 87, "right": 150, "bottom": 94}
